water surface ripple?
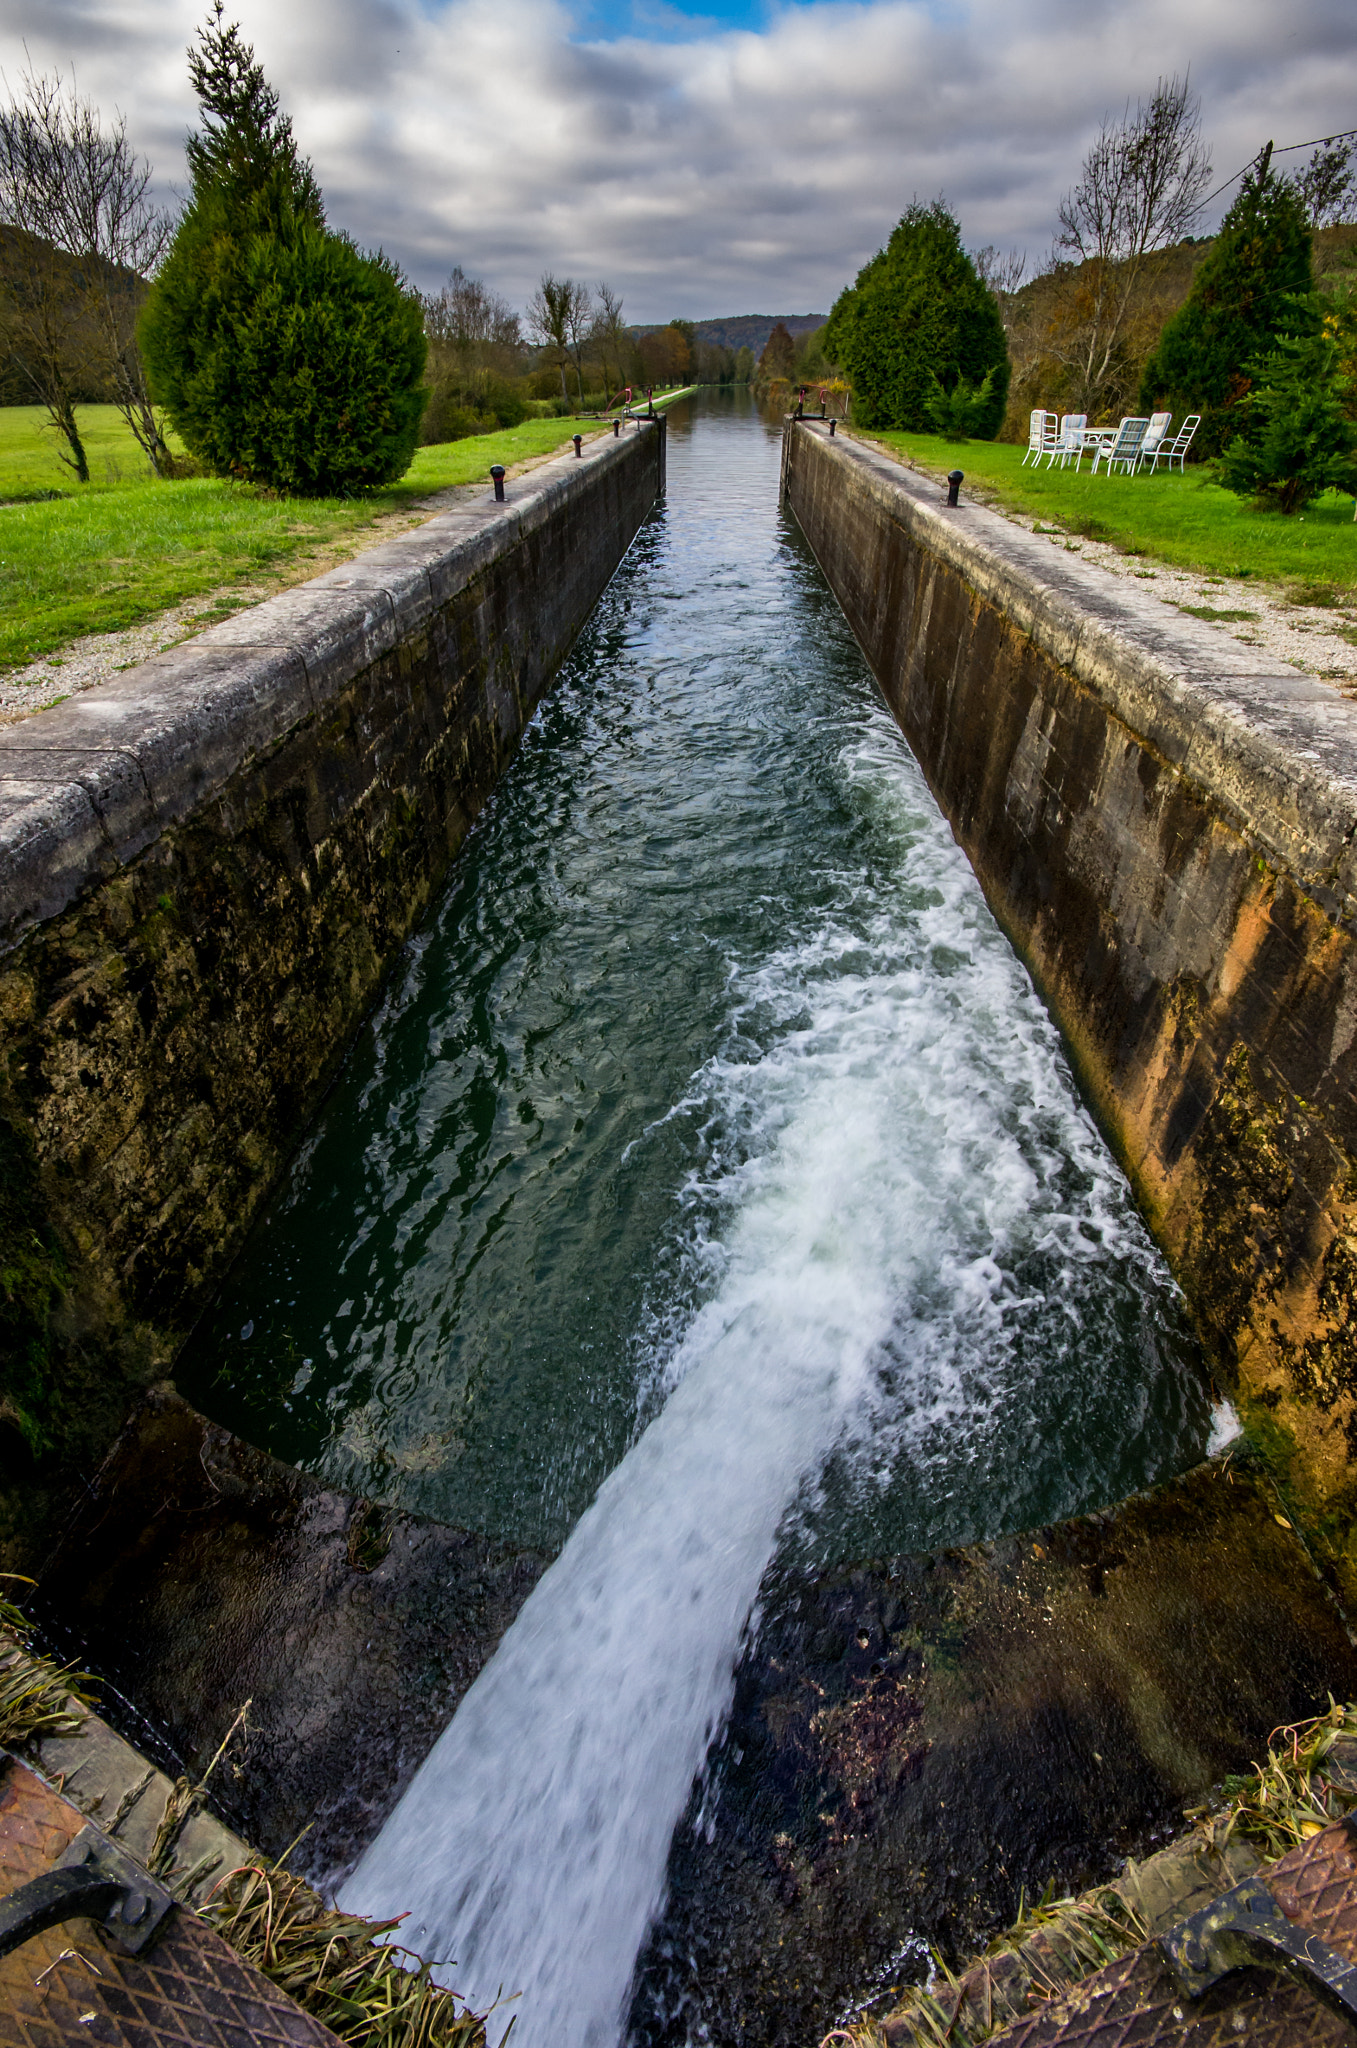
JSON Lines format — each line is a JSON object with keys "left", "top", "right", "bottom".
{"left": 185, "top": 390, "right": 1210, "bottom": 2045}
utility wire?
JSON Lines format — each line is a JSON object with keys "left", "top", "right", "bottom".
{"left": 1200, "top": 127, "right": 1357, "bottom": 211}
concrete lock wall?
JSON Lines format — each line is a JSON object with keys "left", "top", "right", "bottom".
{"left": 784, "top": 418, "right": 1357, "bottom": 1593}
{"left": 0, "top": 420, "right": 663, "bottom": 1524}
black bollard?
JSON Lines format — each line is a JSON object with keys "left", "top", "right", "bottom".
{"left": 613, "top": 418, "right": 620, "bottom": 437}
{"left": 573, "top": 434, "right": 583, "bottom": 457}
{"left": 490, "top": 464, "right": 506, "bottom": 502}
{"left": 947, "top": 469, "right": 964, "bottom": 507}
{"left": 829, "top": 418, "right": 837, "bottom": 436}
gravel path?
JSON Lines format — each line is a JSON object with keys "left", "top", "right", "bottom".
{"left": 1013, "top": 512, "right": 1357, "bottom": 692}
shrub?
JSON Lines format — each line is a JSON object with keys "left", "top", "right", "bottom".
{"left": 139, "top": 6, "right": 426, "bottom": 493}
{"left": 1218, "top": 319, "right": 1357, "bottom": 513}
{"left": 826, "top": 201, "right": 1009, "bottom": 433}
{"left": 925, "top": 365, "right": 1002, "bottom": 438}
{"left": 1139, "top": 151, "right": 1313, "bottom": 456}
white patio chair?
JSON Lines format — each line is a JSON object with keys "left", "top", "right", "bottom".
{"left": 1046, "top": 413, "right": 1087, "bottom": 469}
{"left": 1021, "top": 410, "right": 1058, "bottom": 466}
{"left": 1134, "top": 412, "right": 1172, "bottom": 472}
{"left": 1147, "top": 414, "right": 1201, "bottom": 474}
{"left": 1091, "top": 417, "right": 1149, "bottom": 475}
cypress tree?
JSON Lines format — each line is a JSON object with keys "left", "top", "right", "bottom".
{"left": 140, "top": 4, "right": 426, "bottom": 493}
{"left": 827, "top": 202, "right": 1009, "bottom": 435}
{"left": 1139, "top": 148, "right": 1313, "bottom": 457}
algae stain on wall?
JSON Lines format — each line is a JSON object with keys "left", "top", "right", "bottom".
{"left": 783, "top": 418, "right": 1357, "bottom": 1600}
{"left": 0, "top": 429, "right": 664, "bottom": 1564}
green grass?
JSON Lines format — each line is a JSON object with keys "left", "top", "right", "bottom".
{"left": 0, "top": 406, "right": 615, "bottom": 670}
{"left": 858, "top": 428, "right": 1357, "bottom": 596}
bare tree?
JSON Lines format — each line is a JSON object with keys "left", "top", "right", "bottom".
{"left": 55, "top": 90, "right": 174, "bottom": 471}
{"left": 425, "top": 266, "right": 521, "bottom": 355}
{"left": 1289, "top": 138, "right": 1357, "bottom": 228}
{"left": 528, "top": 273, "right": 575, "bottom": 406}
{"left": 1051, "top": 74, "right": 1211, "bottom": 412}
{"left": 592, "top": 280, "right": 629, "bottom": 396}
{"left": 0, "top": 76, "right": 94, "bottom": 478}
{"left": 563, "top": 279, "right": 594, "bottom": 407}
{"left": 972, "top": 246, "right": 1028, "bottom": 298}
{"left": 0, "top": 72, "right": 173, "bottom": 479}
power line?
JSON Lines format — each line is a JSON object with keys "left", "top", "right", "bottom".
{"left": 1200, "top": 127, "right": 1357, "bottom": 211}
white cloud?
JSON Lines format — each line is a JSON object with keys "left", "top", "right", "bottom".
{"left": 4, "top": 0, "right": 1355, "bottom": 321}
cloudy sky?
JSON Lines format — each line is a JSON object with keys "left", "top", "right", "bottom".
{"left": 4, "top": 0, "right": 1355, "bottom": 323}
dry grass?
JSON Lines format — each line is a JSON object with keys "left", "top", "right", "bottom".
{"left": 838, "top": 1887, "right": 1146, "bottom": 2048}
{"left": 1196, "top": 1697, "right": 1357, "bottom": 1860}
{"left": 0, "top": 1581, "right": 93, "bottom": 1750}
{"left": 203, "top": 1861, "right": 493, "bottom": 2048}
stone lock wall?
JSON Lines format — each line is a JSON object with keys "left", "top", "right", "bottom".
{"left": 784, "top": 419, "right": 1357, "bottom": 1593}
{"left": 0, "top": 422, "right": 663, "bottom": 1527}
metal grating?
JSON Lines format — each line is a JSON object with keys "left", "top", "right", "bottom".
{"left": 975, "top": 1822, "right": 1357, "bottom": 2046}
{"left": 0, "top": 1757, "right": 342, "bottom": 2048}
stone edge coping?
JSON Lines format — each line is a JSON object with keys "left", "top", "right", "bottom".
{"left": 4, "top": 1643, "right": 250, "bottom": 1909}
{"left": 0, "top": 423, "right": 659, "bottom": 955}
{"left": 793, "top": 423, "right": 1357, "bottom": 925}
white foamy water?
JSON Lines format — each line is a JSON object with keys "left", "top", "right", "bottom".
{"left": 340, "top": 726, "right": 1178, "bottom": 2047}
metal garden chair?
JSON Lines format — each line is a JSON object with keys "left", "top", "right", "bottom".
{"left": 1091, "top": 417, "right": 1149, "bottom": 475}
{"left": 1021, "top": 411, "right": 1058, "bottom": 466}
{"left": 1134, "top": 413, "right": 1172, "bottom": 471}
{"left": 1145, "top": 414, "right": 1201, "bottom": 473}
{"left": 1046, "top": 414, "right": 1088, "bottom": 468}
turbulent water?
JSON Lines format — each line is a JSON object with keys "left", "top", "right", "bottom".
{"left": 185, "top": 390, "right": 1212, "bottom": 2047}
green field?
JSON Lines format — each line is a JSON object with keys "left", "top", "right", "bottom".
{"left": 859, "top": 429, "right": 1357, "bottom": 597}
{"left": 0, "top": 406, "right": 618, "bottom": 670}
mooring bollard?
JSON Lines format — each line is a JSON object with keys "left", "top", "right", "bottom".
{"left": 829, "top": 418, "right": 837, "bottom": 436}
{"left": 490, "top": 464, "right": 506, "bottom": 502}
{"left": 947, "top": 469, "right": 964, "bottom": 507}
{"left": 614, "top": 418, "right": 620, "bottom": 437}
{"left": 573, "top": 434, "right": 583, "bottom": 457}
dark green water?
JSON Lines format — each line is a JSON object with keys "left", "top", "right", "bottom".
{"left": 182, "top": 388, "right": 1213, "bottom": 1570}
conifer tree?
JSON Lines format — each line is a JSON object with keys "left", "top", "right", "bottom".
{"left": 1218, "top": 319, "right": 1357, "bottom": 513}
{"left": 1139, "top": 147, "right": 1313, "bottom": 457}
{"left": 140, "top": 5, "right": 425, "bottom": 494}
{"left": 825, "top": 202, "right": 1009, "bottom": 435}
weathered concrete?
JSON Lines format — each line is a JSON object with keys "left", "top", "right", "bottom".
{"left": 0, "top": 422, "right": 663, "bottom": 1548}
{"left": 5, "top": 1637, "right": 252, "bottom": 1908}
{"left": 783, "top": 419, "right": 1357, "bottom": 1594}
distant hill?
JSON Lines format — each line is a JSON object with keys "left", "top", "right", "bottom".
{"left": 632, "top": 314, "right": 827, "bottom": 357}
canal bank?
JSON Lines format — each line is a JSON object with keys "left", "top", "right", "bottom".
{"left": 8, "top": 393, "right": 1357, "bottom": 2048}
{"left": 0, "top": 418, "right": 664, "bottom": 1559}
{"left": 783, "top": 416, "right": 1357, "bottom": 1598}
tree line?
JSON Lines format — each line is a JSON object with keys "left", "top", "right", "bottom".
{"left": 800, "top": 76, "right": 1357, "bottom": 510}
{"left": 421, "top": 284, "right": 749, "bottom": 444}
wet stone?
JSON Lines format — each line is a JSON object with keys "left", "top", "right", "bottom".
{"left": 628, "top": 1454, "right": 1357, "bottom": 2048}
{"left": 33, "top": 1386, "right": 548, "bottom": 1894}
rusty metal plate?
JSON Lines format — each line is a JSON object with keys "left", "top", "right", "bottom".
{"left": 0, "top": 1757, "right": 342, "bottom": 2048}
{"left": 979, "top": 1823, "right": 1357, "bottom": 2046}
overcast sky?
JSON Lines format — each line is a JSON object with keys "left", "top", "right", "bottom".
{"left": 4, "top": 0, "right": 1355, "bottom": 323}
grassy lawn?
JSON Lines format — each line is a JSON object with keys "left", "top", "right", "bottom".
{"left": 0, "top": 406, "right": 615, "bottom": 670}
{"left": 859, "top": 429, "right": 1357, "bottom": 598}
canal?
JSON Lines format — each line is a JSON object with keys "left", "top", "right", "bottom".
{"left": 181, "top": 387, "right": 1214, "bottom": 2043}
